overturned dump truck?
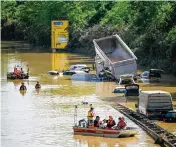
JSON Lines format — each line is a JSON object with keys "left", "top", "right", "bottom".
{"left": 93, "top": 34, "right": 137, "bottom": 80}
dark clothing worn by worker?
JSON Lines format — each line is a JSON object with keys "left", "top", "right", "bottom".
{"left": 106, "top": 116, "right": 116, "bottom": 128}
{"left": 94, "top": 116, "right": 100, "bottom": 127}
{"left": 35, "top": 81, "right": 41, "bottom": 89}
{"left": 19, "top": 83, "right": 27, "bottom": 90}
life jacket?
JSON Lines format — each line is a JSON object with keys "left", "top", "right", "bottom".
{"left": 14, "top": 70, "right": 21, "bottom": 77}
{"left": 87, "top": 110, "right": 94, "bottom": 120}
{"left": 107, "top": 119, "right": 116, "bottom": 128}
{"left": 108, "top": 119, "right": 114, "bottom": 125}
{"left": 118, "top": 120, "right": 126, "bottom": 129}
{"left": 94, "top": 120, "right": 100, "bottom": 127}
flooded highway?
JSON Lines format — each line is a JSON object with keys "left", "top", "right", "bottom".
{"left": 1, "top": 41, "right": 175, "bottom": 147}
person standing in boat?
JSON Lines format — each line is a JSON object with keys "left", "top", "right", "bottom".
{"left": 87, "top": 107, "right": 95, "bottom": 126}
{"left": 106, "top": 116, "right": 116, "bottom": 129}
{"left": 19, "top": 82, "right": 27, "bottom": 91}
{"left": 35, "top": 81, "right": 41, "bottom": 89}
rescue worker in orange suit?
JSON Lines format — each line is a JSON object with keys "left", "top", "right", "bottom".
{"left": 116, "top": 117, "right": 126, "bottom": 129}
{"left": 14, "top": 67, "right": 22, "bottom": 78}
{"left": 87, "top": 107, "right": 95, "bottom": 126}
{"left": 106, "top": 116, "right": 116, "bottom": 129}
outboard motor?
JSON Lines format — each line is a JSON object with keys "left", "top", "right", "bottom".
{"left": 78, "top": 119, "right": 87, "bottom": 128}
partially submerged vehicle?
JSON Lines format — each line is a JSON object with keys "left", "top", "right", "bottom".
{"left": 139, "top": 69, "right": 163, "bottom": 83}
{"left": 163, "top": 110, "right": 176, "bottom": 123}
{"left": 136, "top": 91, "right": 173, "bottom": 120}
{"left": 71, "top": 73, "right": 100, "bottom": 82}
{"left": 118, "top": 74, "right": 135, "bottom": 85}
{"left": 113, "top": 84, "right": 140, "bottom": 97}
{"left": 112, "top": 87, "right": 126, "bottom": 96}
{"left": 93, "top": 34, "right": 137, "bottom": 80}
{"left": 48, "top": 70, "right": 59, "bottom": 75}
{"left": 63, "top": 70, "right": 86, "bottom": 75}
{"left": 48, "top": 64, "right": 90, "bottom": 75}
{"left": 125, "top": 84, "right": 140, "bottom": 96}
{"left": 68, "top": 64, "right": 87, "bottom": 71}
{"left": 63, "top": 64, "right": 90, "bottom": 75}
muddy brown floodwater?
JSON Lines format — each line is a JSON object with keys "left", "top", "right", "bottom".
{"left": 1, "top": 41, "right": 175, "bottom": 147}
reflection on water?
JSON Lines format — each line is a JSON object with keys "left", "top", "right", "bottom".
{"left": 52, "top": 53, "right": 69, "bottom": 71}
{"left": 73, "top": 135, "right": 139, "bottom": 147}
{"left": 1, "top": 41, "right": 174, "bottom": 147}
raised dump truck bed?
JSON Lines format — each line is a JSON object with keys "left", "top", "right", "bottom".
{"left": 93, "top": 34, "right": 137, "bottom": 80}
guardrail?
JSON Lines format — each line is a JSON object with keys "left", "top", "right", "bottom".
{"left": 112, "top": 103, "right": 176, "bottom": 147}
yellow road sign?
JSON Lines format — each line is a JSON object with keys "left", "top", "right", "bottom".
{"left": 51, "top": 20, "right": 69, "bottom": 49}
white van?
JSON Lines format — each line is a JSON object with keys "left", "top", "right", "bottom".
{"left": 136, "top": 91, "right": 173, "bottom": 119}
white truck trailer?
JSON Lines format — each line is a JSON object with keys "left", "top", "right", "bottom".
{"left": 136, "top": 91, "right": 173, "bottom": 119}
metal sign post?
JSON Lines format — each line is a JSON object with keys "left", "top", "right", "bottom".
{"left": 74, "top": 105, "right": 78, "bottom": 126}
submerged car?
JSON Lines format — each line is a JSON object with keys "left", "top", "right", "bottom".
{"left": 63, "top": 64, "right": 90, "bottom": 75}
{"left": 125, "top": 84, "right": 140, "bottom": 96}
{"left": 163, "top": 110, "right": 176, "bottom": 122}
{"left": 71, "top": 73, "right": 100, "bottom": 82}
{"left": 112, "top": 87, "right": 126, "bottom": 96}
{"left": 139, "top": 69, "right": 163, "bottom": 82}
{"left": 48, "top": 64, "right": 90, "bottom": 75}
{"left": 118, "top": 74, "right": 135, "bottom": 85}
{"left": 113, "top": 84, "right": 140, "bottom": 97}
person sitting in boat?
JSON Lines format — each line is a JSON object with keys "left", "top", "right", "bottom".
{"left": 87, "top": 107, "right": 95, "bottom": 126}
{"left": 94, "top": 116, "right": 100, "bottom": 127}
{"left": 19, "top": 82, "right": 27, "bottom": 91}
{"left": 116, "top": 117, "right": 126, "bottom": 129}
{"left": 99, "top": 119, "right": 107, "bottom": 129}
{"left": 106, "top": 116, "right": 116, "bottom": 129}
{"left": 35, "top": 81, "right": 41, "bottom": 89}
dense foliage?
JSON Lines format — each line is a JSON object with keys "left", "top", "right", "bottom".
{"left": 1, "top": 1, "right": 176, "bottom": 75}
